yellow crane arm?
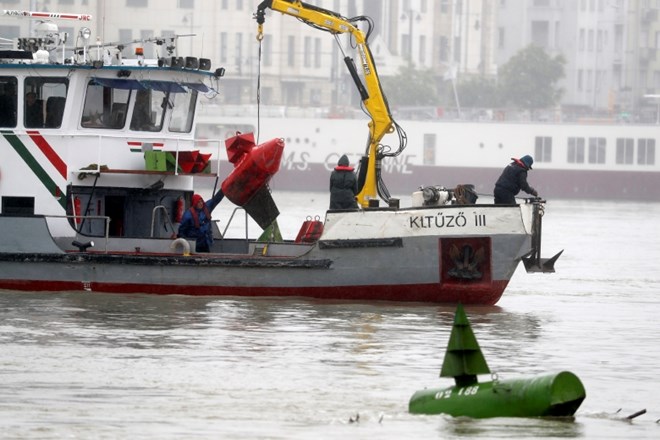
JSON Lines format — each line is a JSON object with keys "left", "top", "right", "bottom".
{"left": 255, "top": 0, "right": 397, "bottom": 207}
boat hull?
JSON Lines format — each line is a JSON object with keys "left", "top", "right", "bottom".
{"left": 0, "top": 204, "right": 534, "bottom": 305}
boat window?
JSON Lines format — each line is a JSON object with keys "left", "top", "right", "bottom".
{"left": 130, "top": 89, "right": 166, "bottom": 132}
{"left": 567, "top": 137, "right": 585, "bottom": 163}
{"left": 615, "top": 138, "right": 634, "bottom": 165}
{"left": 0, "top": 76, "right": 18, "bottom": 128}
{"left": 24, "top": 77, "right": 69, "bottom": 129}
{"left": 1, "top": 196, "right": 34, "bottom": 216}
{"left": 534, "top": 136, "right": 552, "bottom": 163}
{"left": 81, "top": 80, "right": 132, "bottom": 129}
{"left": 588, "top": 137, "right": 606, "bottom": 164}
{"left": 169, "top": 89, "right": 197, "bottom": 133}
{"left": 638, "top": 139, "right": 656, "bottom": 165}
{"left": 19, "top": 77, "right": 69, "bottom": 129}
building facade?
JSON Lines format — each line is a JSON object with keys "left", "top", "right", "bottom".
{"left": 1, "top": 0, "right": 658, "bottom": 117}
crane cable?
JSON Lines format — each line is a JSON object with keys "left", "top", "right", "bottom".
{"left": 255, "top": 28, "right": 264, "bottom": 144}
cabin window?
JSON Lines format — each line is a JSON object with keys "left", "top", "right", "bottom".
{"left": 534, "top": 136, "right": 552, "bottom": 162}
{"left": 0, "top": 76, "right": 17, "bottom": 128}
{"left": 1, "top": 196, "right": 34, "bottom": 216}
{"left": 423, "top": 133, "right": 436, "bottom": 165}
{"left": 81, "top": 80, "right": 132, "bottom": 129}
{"left": 130, "top": 89, "right": 166, "bottom": 132}
{"left": 638, "top": 139, "right": 656, "bottom": 165}
{"left": 615, "top": 138, "right": 634, "bottom": 164}
{"left": 567, "top": 137, "right": 585, "bottom": 163}
{"left": 169, "top": 89, "right": 197, "bottom": 133}
{"left": 588, "top": 137, "right": 606, "bottom": 164}
{"left": 24, "top": 77, "right": 69, "bottom": 129}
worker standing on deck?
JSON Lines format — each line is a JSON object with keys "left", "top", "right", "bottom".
{"left": 177, "top": 191, "right": 225, "bottom": 252}
{"left": 493, "top": 155, "right": 539, "bottom": 204}
{"left": 329, "top": 154, "right": 358, "bottom": 209}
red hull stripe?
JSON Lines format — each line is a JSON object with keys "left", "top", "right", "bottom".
{"left": 0, "top": 280, "right": 508, "bottom": 305}
{"left": 26, "top": 130, "right": 67, "bottom": 179}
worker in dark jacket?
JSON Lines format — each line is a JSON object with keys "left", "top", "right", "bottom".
{"left": 493, "top": 155, "right": 539, "bottom": 204}
{"left": 177, "top": 190, "right": 224, "bottom": 252}
{"left": 329, "top": 154, "right": 358, "bottom": 209}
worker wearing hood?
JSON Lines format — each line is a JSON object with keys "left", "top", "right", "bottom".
{"left": 329, "top": 154, "right": 358, "bottom": 209}
{"left": 493, "top": 155, "right": 539, "bottom": 204}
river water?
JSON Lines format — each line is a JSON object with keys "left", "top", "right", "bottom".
{"left": 1, "top": 193, "right": 659, "bottom": 439}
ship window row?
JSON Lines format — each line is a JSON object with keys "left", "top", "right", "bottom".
{"left": 536, "top": 136, "right": 656, "bottom": 166}
{"left": 0, "top": 75, "right": 198, "bottom": 133}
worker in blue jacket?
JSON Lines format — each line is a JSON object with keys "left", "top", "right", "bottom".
{"left": 177, "top": 190, "right": 224, "bottom": 252}
{"left": 493, "top": 155, "right": 539, "bottom": 204}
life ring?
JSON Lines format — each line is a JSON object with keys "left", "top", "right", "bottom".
{"left": 170, "top": 238, "right": 191, "bottom": 256}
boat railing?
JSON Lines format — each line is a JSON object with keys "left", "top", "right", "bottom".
{"left": 150, "top": 205, "right": 176, "bottom": 238}
{"left": 220, "top": 207, "right": 251, "bottom": 244}
{"left": 9, "top": 130, "right": 226, "bottom": 177}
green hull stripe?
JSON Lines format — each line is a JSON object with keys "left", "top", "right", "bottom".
{"left": 2, "top": 131, "right": 66, "bottom": 210}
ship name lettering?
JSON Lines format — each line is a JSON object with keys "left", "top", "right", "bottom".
{"left": 409, "top": 212, "right": 467, "bottom": 229}
{"left": 473, "top": 213, "right": 487, "bottom": 227}
{"left": 380, "top": 154, "right": 415, "bottom": 175}
{"left": 280, "top": 151, "right": 310, "bottom": 171}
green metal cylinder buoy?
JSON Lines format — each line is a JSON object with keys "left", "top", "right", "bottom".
{"left": 408, "top": 304, "right": 586, "bottom": 418}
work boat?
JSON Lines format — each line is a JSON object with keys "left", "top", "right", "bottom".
{"left": 0, "top": 7, "right": 561, "bottom": 305}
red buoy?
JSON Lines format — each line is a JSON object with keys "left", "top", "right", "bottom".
{"left": 221, "top": 133, "right": 284, "bottom": 206}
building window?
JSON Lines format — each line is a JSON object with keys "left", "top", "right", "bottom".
{"left": 219, "top": 32, "right": 227, "bottom": 63}
{"left": 178, "top": 0, "right": 194, "bottom": 8}
{"left": 419, "top": 35, "right": 426, "bottom": 65}
{"left": 588, "top": 137, "right": 606, "bottom": 164}
{"left": 615, "top": 138, "right": 634, "bottom": 164}
{"left": 440, "top": 0, "right": 450, "bottom": 13}
{"left": 314, "top": 38, "right": 321, "bottom": 68}
{"left": 534, "top": 136, "right": 552, "bottom": 162}
{"left": 126, "top": 0, "right": 148, "bottom": 6}
{"left": 638, "top": 139, "right": 656, "bottom": 165}
{"left": 439, "top": 36, "right": 449, "bottom": 61}
{"left": 287, "top": 36, "right": 295, "bottom": 67}
{"left": 235, "top": 33, "right": 243, "bottom": 74}
{"left": 498, "top": 28, "right": 505, "bottom": 49}
{"left": 304, "top": 36, "right": 311, "bottom": 68}
{"left": 263, "top": 35, "right": 272, "bottom": 67}
{"left": 531, "top": 21, "right": 549, "bottom": 48}
{"left": 568, "top": 137, "right": 585, "bottom": 163}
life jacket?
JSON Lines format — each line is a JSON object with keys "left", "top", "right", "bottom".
{"left": 334, "top": 165, "right": 354, "bottom": 172}
{"left": 189, "top": 205, "right": 211, "bottom": 229}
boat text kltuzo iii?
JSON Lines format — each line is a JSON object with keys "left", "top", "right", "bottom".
{"left": 0, "top": 3, "right": 561, "bottom": 304}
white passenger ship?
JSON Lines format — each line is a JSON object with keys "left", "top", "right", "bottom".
{"left": 197, "top": 105, "right": 659, "bottom": 201}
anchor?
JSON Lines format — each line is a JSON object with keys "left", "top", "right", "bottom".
{"left": 522, "top": 198, "right": 563, "bottom": 273}
{"left": 408, "top": 304, "right": 586, "bottom": 418}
